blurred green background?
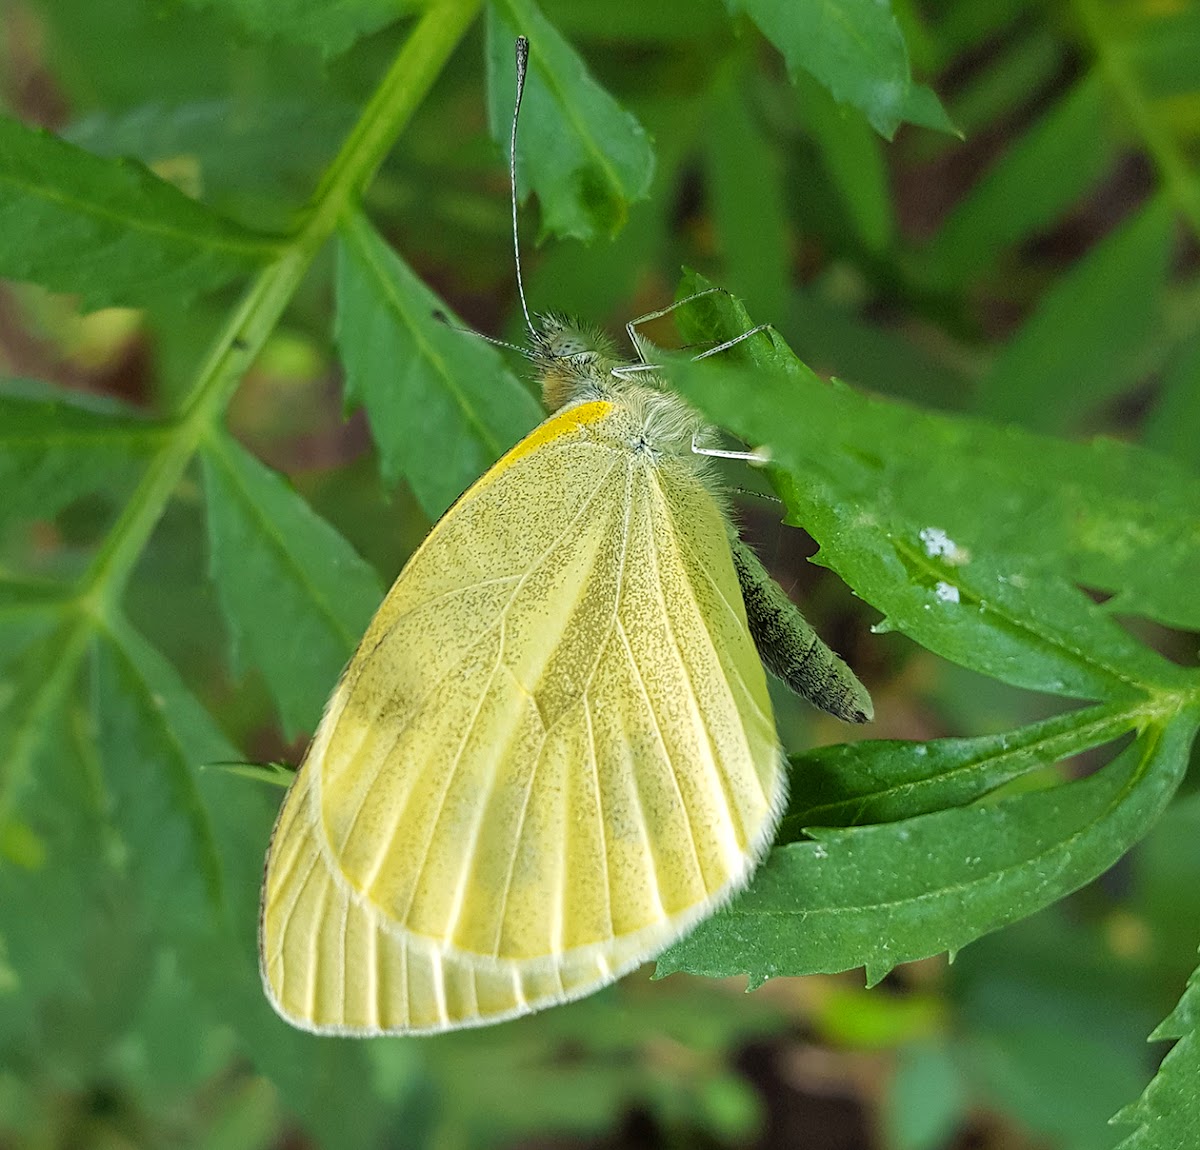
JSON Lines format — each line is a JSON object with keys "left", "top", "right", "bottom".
{"left": 1, "top": 0, "right": 1198, "bottom": 1147}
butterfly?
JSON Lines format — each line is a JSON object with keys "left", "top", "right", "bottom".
{"left": 259, "top": 36, "right": 870, "bottom": 1035}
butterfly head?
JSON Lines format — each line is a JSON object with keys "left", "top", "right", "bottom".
{"left": 531, "top": 312, "right": 622, "bottom": 411}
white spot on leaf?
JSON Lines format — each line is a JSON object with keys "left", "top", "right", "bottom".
{"left": 919, "top": 526, "right": 970, "bottom": 565}
{"left": 934, "top": 581, "right": 960, "bottom": 604}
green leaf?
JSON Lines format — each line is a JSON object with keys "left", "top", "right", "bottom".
{"left": 922, "top": 75, "right": 1117, "bottom": 285}
{"left": 29, "top": 0, "right": 276, "bottom": 112}
{"left": 897, "top": 82, "right": 960, "bottom": 137}
{"left": 0, "top": 116, "right": 282, "bottom": 310}
{"left": 669, "top": 272, "right": 1200, "bottom": 633}
{"left": 85, "top": 619, "right": 391, "bottom": 1148}
{"left": 940, "top": 28, "right": 1062, "bottom": 143}
{"left": 0, "top": 623, "right": 104, "bottom": 996}
{"left": 335, "top": 209, "right": 543, "bottom": 518}
{"left": 179, "top": 0, "right": 415, "bottom": 55}
{"left": 0, "top": 613, "right": 94, "bottom": 851}
{"left": 0, "top": 379, "right": 161, "bottom": 529}
{"left": 207, "top": 761, "right": 296, "bottom": 788}
{"left": 954, "top": 912, "right": 1159, "bottom": 1150}
{"left": 798, "top": 73, "right": 895, "bottom": 254}
{"left": 88, "top": 625, "right": 228, "bottom": 939}
{"left": 1151, "top": 964, "right": 1200, "bottom": 1042}
{"left": 539, "top": 0, "right": 730, "bottom": 42}
{"left": 782, "top": 702, "right": 1138, "bottom": 832}
{"left": 1, "top": 624, "right": 235, "bottom": 1050}
{"left": 883, "top": 1042, "right": 970, "bottom": 1150}
{"left": 782, "top": 284, "right": 968, "bottom": 408}
{"left": 657, "top": 715, "right": 1198, "bottom": 987}
{"left": 1112, "top": 959, "right": 1200, "bottom": 1149}
{"left": 670, "top": 372, "right": 1181, "bottom": 698}
{"left": 0, "top": 585, "right": 66, "bottom": 682}
{"left": 975, "top": 196, "right": 1175, "bottom": 433}
{"left": 1144, "top": 330, "right": 1200, "bottom": 473}
{"left": 705, "top": 73, "right": 791, "bottom": 324}
{"left": 924, "top": 0, "right": 1037, "bottom": 61}
{"left": 486, "top": 0, "right": 656, "bottom": 241}
{"left": 1134, "top": 791, "right": 1200, "bottom": 971}
{"left": 1125, "top": 7, "right": 1200, "bottom": 100}
{"left": 725, "top": 0, "right": 946, "bottom": 139}
{"left": 93, "top": 617, "right": 264, "bottom": 915}
{"left": 107, "top": 949, "right": 230, "bottom": 1101}
{"left": 66, "top": 98, "right": 358, "bottom": 220}
{"left": 200, "top": 430, "right": 383, "bottom": 738}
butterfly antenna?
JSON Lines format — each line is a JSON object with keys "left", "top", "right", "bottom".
{"left": 510, "top": 36, "right": 536, "bottom": 339}
{"left": 431, "top": 309, "right": 531, "bottom": 357}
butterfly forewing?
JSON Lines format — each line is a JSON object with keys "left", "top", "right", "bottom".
{"left": 260, "top": 401, "right": 783, "bottom": 1033}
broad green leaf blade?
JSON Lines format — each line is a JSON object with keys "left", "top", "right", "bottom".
{"left": 486, "top": 0, "right": 655, "bottom": 241}
{"left": 1134, "top": 790, "right": 1200, "bottom": 973}
{"left": 0, "top": 622, "right": 102, "bottom": 995}
{"left": 94, "top": 619, "right": 389, "bottom": 1148}
{"left": 0, "top": 378, "right": 161, "bottom": 529}
{"left": 897, "top": 84, "right": 960, "bottom": 137}
{"left": 975, "top": 197, "right": 1175, "bottom": 433}
{"left": 941, "top": 28, "right": 1062, "bottom": 143}
{"left": 922, "top": 76, "right": 1117, "bottom": 285}
{"left": 798, "top": 74, "right": 895, "bottom": 255}
{"left": 66, "top": 98, "right": 358, "bottom": 220}
{"left": 671, "top": 272, "right": 1200, "bottom": 632}
{"left": 883, "top": 1042, "right": 970, "bottom": 1150}
{"left": 783, "top": 284, "right": 967, "bottom": 409}
{"left": 179, "top": 0, "right": 415, "bottom": 55}
{"left": 724, "top": 0, "right": 948, "bottom": 139}
{"left": 0, "top": 613, "right": 93, "bottom": 852}
{"left": 540, "top": 1, "right": 731, "bottom": 43}
{"left": 335, "top": 210, "right": 543, "bottom": 518}
{"left": 930, "top": 0, "right": 1038, "bottom": 60}
{"left": 0, "top": 580, "right": 70, "bottom": 650}
{"left": 89, "top": 626, "right": 227, "bottom": 938}
{"left": 0, "top": 116, "right": 282, "bottom": 310}
{"left": 200, "top": 430, "right": 384, "bottom": 738}
{"left": 1112, "top": 959, "right": 1200, "bottom": 1150}
{"left": 1143, "top": 331, "right": 1200, "bottom": 472}
{"left": 658, "top": 715, "right": 1198, "bottom": 987}
{"left": 782, "top": 702, "right": 1138, "bottom": 832}
{"left": 783, "top": 467, "right": 1175, "bottom": 701}
{"left": 96, "top": 617, "right": 259, "bottom": 929}
{"left": 1125, "top": 7, "right": 1200, "bottom": 99}
{"left": 1151, "top": 964, "right": 1200, "bottom": 1041}
{"left": 668, "top": 367, "right": 1182, "bottom": 698}
{"left": 29, "top": 0, "right": 262, "bottom": 111}
{"left": 950, "top": 911, "right": 1163, "bottom": 1150}
{"left": 706, "top": 74, "right": 791, "bottom": 325}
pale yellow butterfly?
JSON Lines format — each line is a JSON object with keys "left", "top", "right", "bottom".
{"left": 259, "top": 37, "right": 869, "bottom": 1035}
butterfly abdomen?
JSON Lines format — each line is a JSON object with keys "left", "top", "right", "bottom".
{"left": 730, "top": 536, "right": 873, "bottom": 724}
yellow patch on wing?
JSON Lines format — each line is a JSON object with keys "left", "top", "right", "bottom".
{"left": 472, "top": 399, "right": 613, "bottom": 484}
{"left": 260, "top": 406, "right": 783, "bottom": 1033}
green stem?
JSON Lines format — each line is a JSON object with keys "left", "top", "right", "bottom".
{"left": 1, "top": 0, "right": 482, "bottom": 824}
{"left": 81, "top": 0, "right": 482, "bottom": 612}
{"left": 1072, "top": 0, "right": 1200, "bottom": 240}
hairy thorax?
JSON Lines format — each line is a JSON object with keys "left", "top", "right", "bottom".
{"left": 530, "top": 311, "right": 716, "bottom": 483}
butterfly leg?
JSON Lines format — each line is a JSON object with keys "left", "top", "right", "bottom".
{"left": 624, "top": 286, "right": 733, "bottom": 361}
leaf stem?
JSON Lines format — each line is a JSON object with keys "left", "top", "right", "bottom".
{"left": 1, "top": 0, "right": 482, "bottom": 822}
{"left": 78, "top": 0, "right": 482, "bottom": 615}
